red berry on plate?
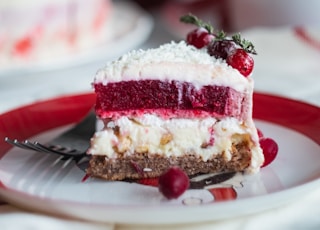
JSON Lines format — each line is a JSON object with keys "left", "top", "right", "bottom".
{"left": 260, "top": 137, "right": 278, "bottom": 167}
{"left": 158, "top": 166, "right": 189, "bottom": 199}
{"left": 187, "top": 28, "right": 214, "bottom": 49}
{"left": 226, "top": 49, "right": 254, "bottom": 77}
{"left": 207, "top": 40, "right": 236, "bottom": 59}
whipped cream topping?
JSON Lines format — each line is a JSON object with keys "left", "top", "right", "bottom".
{"left": 88, "top": 115, "right": 264, "bottom": 172}
{"left": 94, "top": 41, "right": 252, "bottom": 92}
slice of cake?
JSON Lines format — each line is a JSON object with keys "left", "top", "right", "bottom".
{"left": 86, "top": 15, "right": 264, "bottom": 181}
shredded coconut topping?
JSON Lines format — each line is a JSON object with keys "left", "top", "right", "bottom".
{"left": 94, "top": 41, "right": 251, "bottom": 91}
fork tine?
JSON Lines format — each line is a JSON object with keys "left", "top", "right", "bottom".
{"left": 6, "top": 138, "right": 48, "bottom": 153}
{"left": 33, "top": 142, "right": 77, "bottom": 157}
{"left": 5, "top": 137, "right": 88, "bottom": 171}
{"left": 21, "top": 140, "right": 44, "bottom": 152}
{"left": 24, "top": 140, "right": 53, "bottom": 153}
{"left": 5, "top": 137, "right": 86, "bottom": 159}
{"left": 5, "top": 137, "right": 71, "bottom": 156}
{"left": 4, "top": 137, "right": 17, "bottom": 146}
{"left": 5, "top": 138, "right": 34, "bottom": 151}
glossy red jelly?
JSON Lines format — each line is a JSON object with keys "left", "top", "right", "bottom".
{"left": 94, "top": 80, "right": 248, "bottom": 119}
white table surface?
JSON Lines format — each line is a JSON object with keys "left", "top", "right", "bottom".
{"left": 0, "top": 12, "right": 320, "bottom": 230}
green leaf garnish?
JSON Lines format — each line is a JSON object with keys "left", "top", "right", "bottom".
{"left": 232, "top": 33, "right": 257, "bottom": 54}
{"left": 215, "top": 30, "right": 227, "bottom": 40}
{"left": 180, "top": 13, "right": 214, "bottom": 34}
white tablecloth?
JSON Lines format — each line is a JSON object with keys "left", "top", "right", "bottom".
{"left": 0, "top": 25, "right": 319, "bottom": 229}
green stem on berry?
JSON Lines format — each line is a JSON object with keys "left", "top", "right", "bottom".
{"left": 180, "top": 13, "right": 214, "bottom": 34}
{"left": 232, "top": 33, "right": 257, "bottom": 55}
{"left": 215, "top": 31, "right": 227, "bottom": 40}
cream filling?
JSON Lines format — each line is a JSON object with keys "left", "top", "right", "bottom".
{"left": 88, "top": 115, "right": 264, "bottom": 171}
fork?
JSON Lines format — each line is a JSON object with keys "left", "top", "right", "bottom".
{"left": 4, "top": 110, "right": 96, "bottom": 169}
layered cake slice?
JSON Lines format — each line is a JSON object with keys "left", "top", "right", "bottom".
{"left": 87, "top": 15, "right": 264, "bottom": 180}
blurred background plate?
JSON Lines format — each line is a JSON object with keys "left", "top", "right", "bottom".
{"left": 0, "top": 1, "right": 154, "bottom": 78}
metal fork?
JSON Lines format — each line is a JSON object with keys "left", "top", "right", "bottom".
{"left": 4, "top": 110, "right": 96, "bottom": 170}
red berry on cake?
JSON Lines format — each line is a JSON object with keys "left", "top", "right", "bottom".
{"left": 180, "top": 14, "right": 257, "bottom": 77}
{"left": 226, "top": 49, "right": 254, "bottom": 77}
{"left": 187, "top": 28, "right": 215, "bottom": 49}
{"left": 180, "top": 14, "right": 215, "bottom": 49}
{"left": 260, "top": 137, "right": 279, "bottom": 167}
{"left": 158, "top": 167, "right": 190, "bottom": 199}
{"left": 207, "top": 40, "right": 236, "bottom": 59}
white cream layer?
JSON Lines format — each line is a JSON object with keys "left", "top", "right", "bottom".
{"left": 88, "top": 115, "right": 264, "bottom": 172}
{"left": 94, "top": 41, "right": 253, "bottom": 92}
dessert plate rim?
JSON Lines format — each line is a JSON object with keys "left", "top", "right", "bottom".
{"left": 0, "top": 92, "right": 319, "bottom": 225}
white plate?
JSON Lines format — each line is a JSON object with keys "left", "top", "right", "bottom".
{"left": 0, "top": 1, "right": 153, "bottom": 77}
{"left": 0, "top": 93, "right": 319, "bottom": 224}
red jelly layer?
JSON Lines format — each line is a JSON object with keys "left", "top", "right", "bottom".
{"left": 94, "top": 80, "right": 249, "bottom": 120}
